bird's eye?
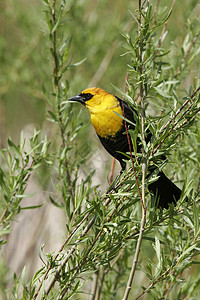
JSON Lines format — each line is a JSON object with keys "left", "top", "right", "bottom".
{"left": 82, "top": 93, "right": 93, "bottom": 101}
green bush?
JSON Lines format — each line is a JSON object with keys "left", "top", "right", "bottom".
{"left": 0, "top": 0, "right": 199, "bottom": 299}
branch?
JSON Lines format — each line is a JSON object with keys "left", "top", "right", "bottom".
{"left": 122, "top": 208, "right": 146, "bottom": 300}
{"left": 153, "top": 85, "right": 200, "bottom": 155}
{"left": 122, "top": 1, "right": 147, "bottom": 298}
{"left": 120, "top": 73, "right": 144, "bottom": 207}
{"left": 121, "top": 99, "right": 144, "bottom": 209}
{"left": 35, "top": 189, "right": 126, "bottom": 299}
{"left": 152, "top": 0, "right": 160, "bottom": 27}
{"left": 56, "top": 193, "right": 128, "bottom": 299}
{"left": 125, "top": 198, "right": 200, "bottom": 243}
{"left": 162, "top": 85, "right": 200, "bottom": 131}
{"left": 175, "top": 33, "right": 200, "bottom": 76}
{"left": 135, "top": 241, "right": 194, "bottom": 300}
{"left": 90, "top": 267, "right": 100, "bottom": 300}
{"left": 157, "top": 0, "right": 176, "bottom": 48}
{"left": 96, "top": 267, "right": 107, "bottom": 300}
{"left": 51, "top": 1, "right": 74, "bottom": 201}
{"left": 109, "top": 157, "right": 116, "bottom": 184}
{"left": 44, "top": 215, "right": 96, "bottom": 298}
{"left": 33, "top": 208, "right": 94, "bottom": 299}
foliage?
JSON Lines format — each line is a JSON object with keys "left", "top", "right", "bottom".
{"left": 0, "top": 0, "right": 200, "bottom": 299}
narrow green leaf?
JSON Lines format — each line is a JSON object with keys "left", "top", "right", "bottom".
{"left": 8, "top": 139, "right": 22, "bottom": 157}
{"left": 21, "top": 265, "right": 27, "bottom": 288}
{"left": 48, "top": 110, "right": 58, "bottom": 122}
{"left": 154, "top": 86, "right": 171, "bottom": 98}
{"left": 193, "top": 201, "right": 199, "bottom": 237}
{"left": 49, "top": 196, "right": 63, "bottom": 208}
{"left": 15, "top": 193, "right": 35, "bottom": 199}
{"left": 71, "top": 57, "right": 87, "bottom": 67}
{"left": 154, "top": 236, "right": 161, "bottom": 261}
{"left": 21, "top": 204, "right": 43, "bottom": 210}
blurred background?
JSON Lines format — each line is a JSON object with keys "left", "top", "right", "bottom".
{"left": 0, "top": 0, "right": 199, "bottom": 296}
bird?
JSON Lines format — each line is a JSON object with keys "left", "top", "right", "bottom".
{"left": 67, "top": 87, "right": 182, "bottom": 208}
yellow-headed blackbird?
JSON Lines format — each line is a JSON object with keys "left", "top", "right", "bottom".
{"left": 68, "top": 87, "right": 181, "bottom": 208}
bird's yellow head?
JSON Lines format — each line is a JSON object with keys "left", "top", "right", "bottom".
{"left": 68, "top": 87, "right": 123, "bottom": 138}
{"left": 67, "top": 87, "right": 120, "bottom": 113}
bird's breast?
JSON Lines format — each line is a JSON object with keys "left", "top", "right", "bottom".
{"left": 90, "top": 107, "right": 124, "bottom": 138}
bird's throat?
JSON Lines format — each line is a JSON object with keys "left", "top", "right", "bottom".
{"left": 89, "top": 106, "right": 123, "bottom": 138}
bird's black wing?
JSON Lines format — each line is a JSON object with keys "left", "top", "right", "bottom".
{"left": 116, "top": 97, "right": 137, "bottom": 131}
{"left": 98, "top": 96, "right": 152, "bottom": 170}
{"left": 97, "top": 97, "right": 138, "bottom": 170}
{"left": 117, "top": 96, "right": 152, "bottom": 144}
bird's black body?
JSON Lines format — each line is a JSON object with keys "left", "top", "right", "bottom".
{"left": 98, "top": 98, "right": 181, "bottom": 208}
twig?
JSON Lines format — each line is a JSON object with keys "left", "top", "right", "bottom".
{"left": 121, "top": 73, "right": 144, "bottom": 209}
{"left": 109, "top": 157, "right": 116, "bottom": 184}
{"left": 122, "top": 2, "right": 147, "bottom": 298}
{"left": 33, "top": 208, "right": 94, "bottom": 299}
{"left": 162, "top": 85, "right": 200, "bottom": 131}
{"left": 138, "top": 0, "right": 147, "bottom": 209}
{"left": 135, "top": 249, "right": 186, "bottom": 300}
{"left": 153, "top": 85, "right": 200, "bottom": 155}
{"left": 96, "top": 267, "right": 107, "bottom": 300}
{"left": 37, "top": 189, "right": 125, "bottom": 299}
{"left": 56, "top": 193, "right": 128, "bottom": 299}
{"left": 0, "top": 203, "right": 11, "bottom": 224}
{"left": 157, "top": 0, "right": 176, "bottom": 48}
{"left": 52, "top": 1, "right": 64, "bottom": 147}
{"left": 36, "top": 182, "right": 117, "bottom": 297}
{"left": 72, "top": 193, "right": 127, "bottom": 273}
{"left": 51, "top": 0, "right": 74, "bottom": 201}
{"left": 35, "top": 149, "right": 132, "bottom": 299}
{"left": 0, "top": 159, "right": 35, "bottom": 225}
{"left": 90, "top": 267, "right": 100, "bottom": 300}
{"left": 125, "top": 198, "right": 200, "bottom": 242}
{"left": 122, "top": 208, "right": 146, "bottom": 300}
{"left": 44, "top": 216, "right": 96, "bottom": 298}
{"left": 127, "top": 199, "right": 200, "bottom": 300}
{"left": 152, "top": 0, "right": 160, "bottom": 27}
{"left": 173, "top": 106, "right": 200, "bottom": 132}
{"left": 175, "top": 33, "right": 200, "bottom": 76}
{"left": 183, "top": 33, "right": 200, "bottom": 60}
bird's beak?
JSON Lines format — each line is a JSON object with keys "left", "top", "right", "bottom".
{"left": 67, "top": 94, "right": 86, "bottom": 105}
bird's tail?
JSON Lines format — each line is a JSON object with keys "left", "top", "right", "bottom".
{"left": 148, "top": 171, "right": 182, "bottom": 208}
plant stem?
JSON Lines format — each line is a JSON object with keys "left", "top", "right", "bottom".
{"left": 122, "top": 208, "right": 146, "bottom": 300}
{"left": 36, "top": 190, "right": 123, "bottom": 299}
{"left": 153, "top": 85, "right": 200, "bottom": 155}
{"left": 157, "top": 0, "right": 176, "bottom": 48}
{"left": 90, "top": 267, "right": 100, "bottom": 300}
{"left": 109, "top": 157, "right": 116, "bottom": 184}
{"left": 44, "top": 216, "right": 96, "bottom": 298}
{"left": 152, "top": 0, "right": 160, "bottom": 26}
{"left": 97, "top": 267, "right": 107, "bottom": 300}
{"left": 138, "top": 0, "right": 146, "bottom": 209}
{"left": 53, "top": 192, "right": 127, "bottom": 299}
{"left": 122, "top": 2, "right": 147, "bottom": 299}
{"left": 162, "top": 85, "right": 200, "bottom": 131}
{"left": 175, "top": 33, "right": 200, "bottom": 76}
{"left": 33, "top": 208, "right": 94, "bottom": 299}
{"left": 121, "top": 72, "right": 144, "bottom": 208}
{"left": 51, "top": 0, "right": 74, "bottom": 201}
